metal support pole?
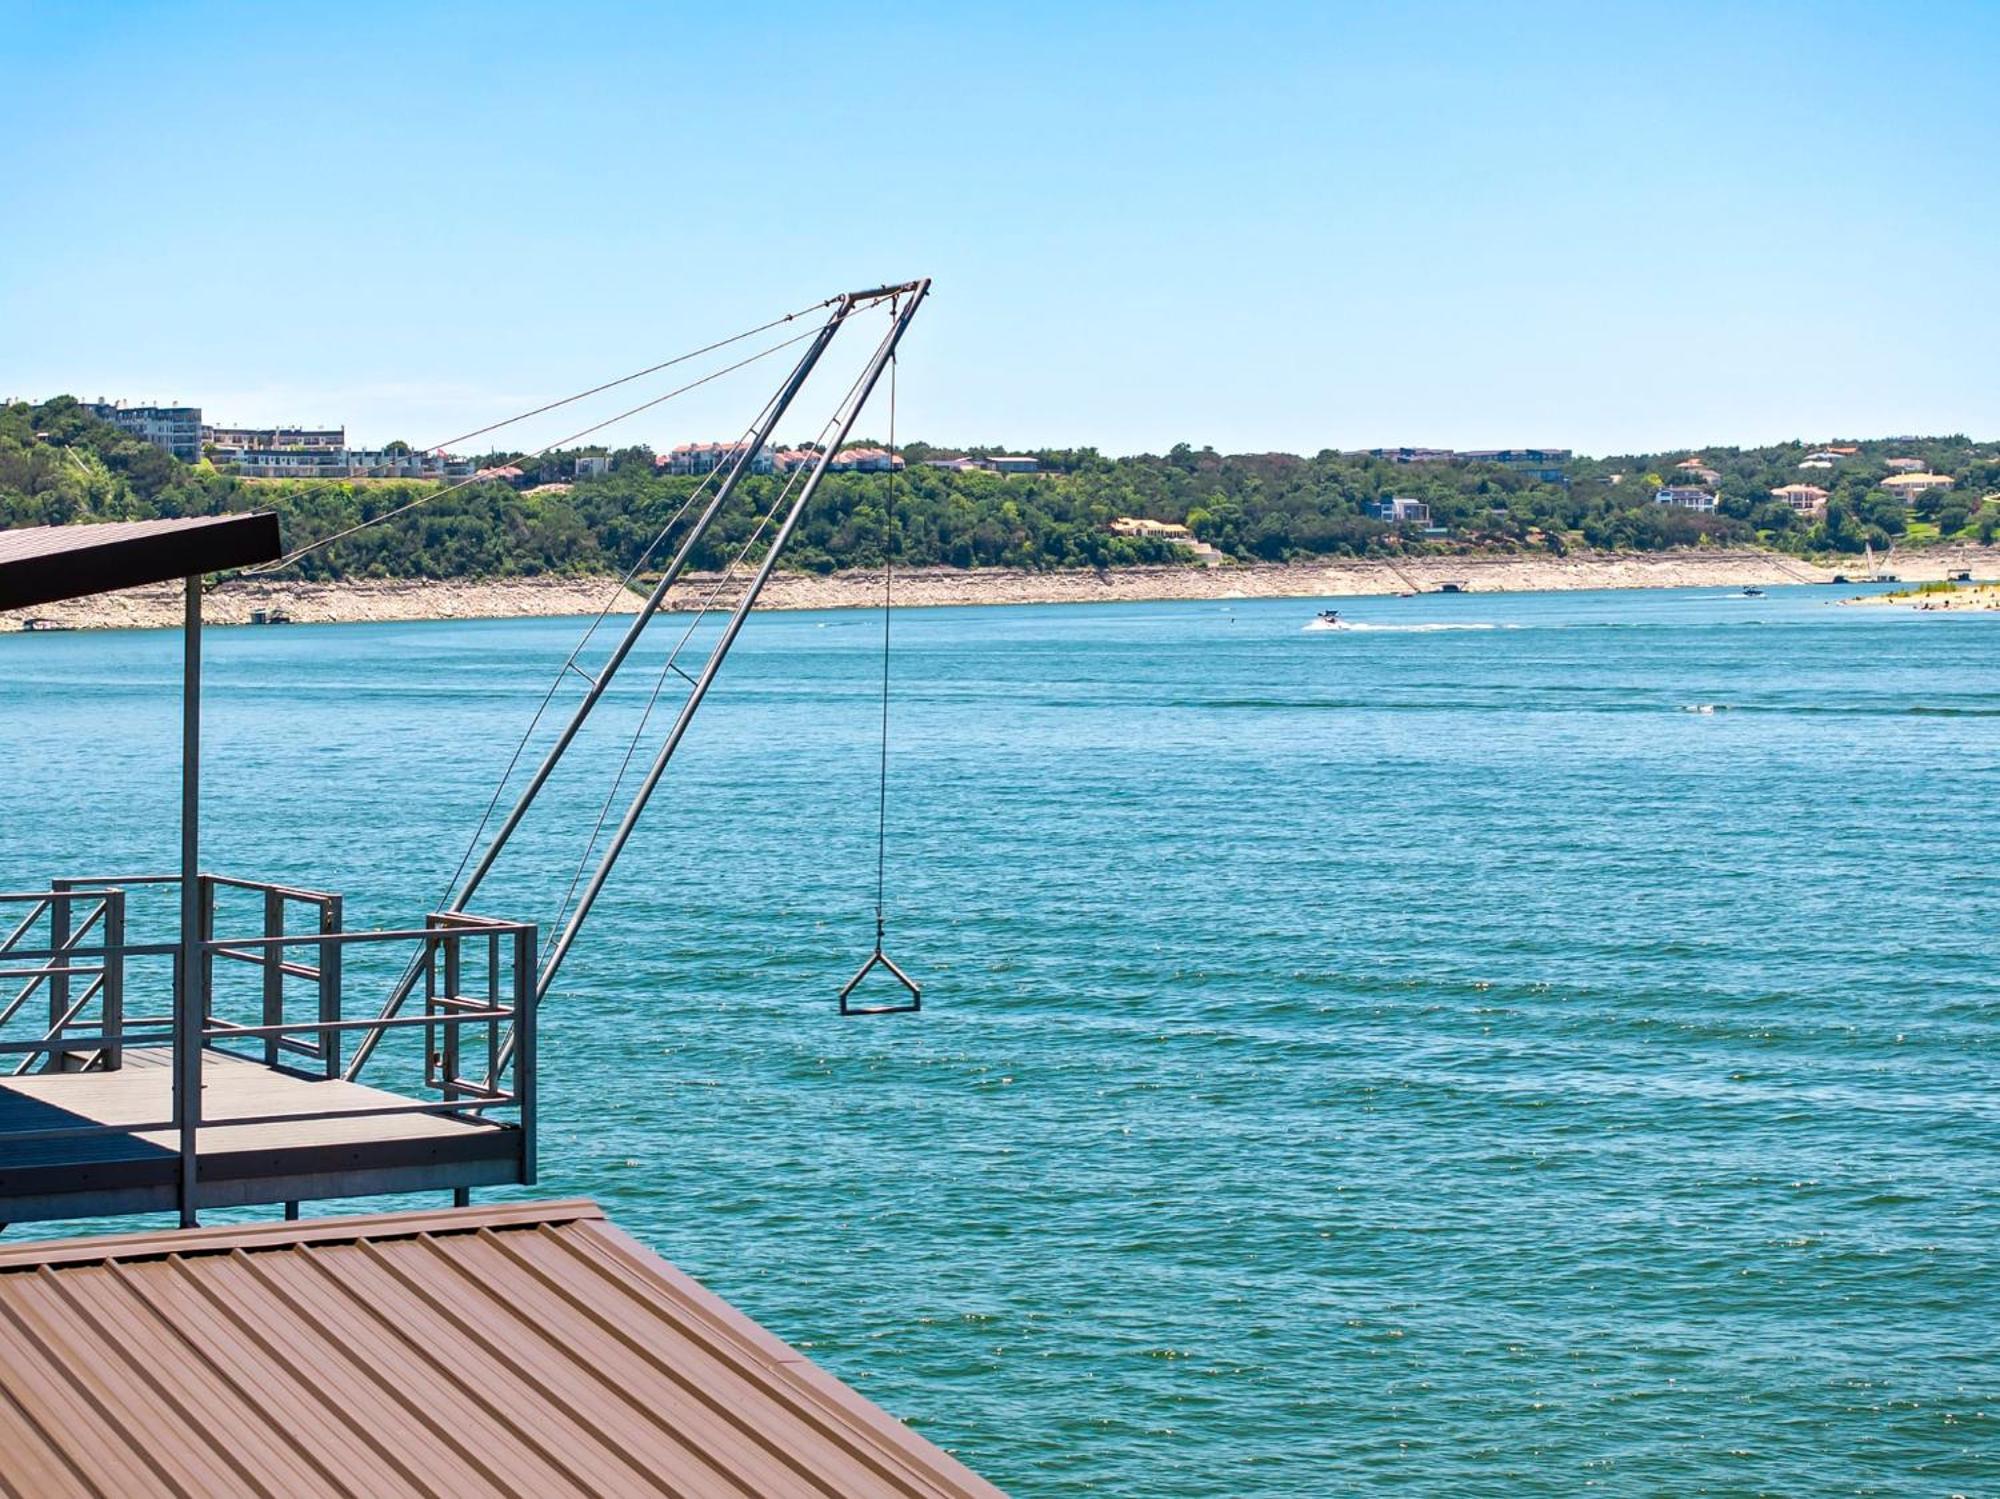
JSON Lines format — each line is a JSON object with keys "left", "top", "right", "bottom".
{"left": 534, "top": 282, "right": 930, "bottom": 1001}
{"left": 176, "top": 577, "right": 203, "bottom": 1228}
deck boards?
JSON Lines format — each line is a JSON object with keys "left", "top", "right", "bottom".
{"left": 0, "top": 1048, "right": 523, "bottom": 1222}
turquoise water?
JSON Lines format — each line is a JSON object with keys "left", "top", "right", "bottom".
{"left": 2, "top": 585, "right": 1995, "bottom": 1495}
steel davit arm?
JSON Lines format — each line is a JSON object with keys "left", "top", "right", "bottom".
{"left": 534, "top": 281, "right": 930, "bottom": 1002}
{"left": 345, "top": 286, "right": 906, "bottom": 1083}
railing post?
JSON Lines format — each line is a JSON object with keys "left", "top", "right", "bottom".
{"left": 319, "top": 895, "right": 343, "bottom": 1079}
{"left": 102, "top": 891, "right": 124, "bottom": 1072}
{"left": 515, "top": 924, "right": 537, "bottom": 1186}
{"left": 198, "top": 874, "right": 216, "bottom": 1031}
{"left": 45, "top": 892, "right": 69, "bottom": 1070}
{"left": 441, "top": 930, "right": 462, "bottom": 1105}
{"left": 261, "top": 886, "right": 284, "bottom": 1068}
{"left": 486, "top": 929, "right": 500, "bottom": 1096}
{"left": 423, "top": 925, "right": 438, "bottom": 1094}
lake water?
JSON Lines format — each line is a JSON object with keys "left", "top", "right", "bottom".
{"left": 1, "top": 585, "right": 1995, "bottom": 1495}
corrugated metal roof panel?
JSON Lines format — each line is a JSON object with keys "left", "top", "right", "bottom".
{"left": 0, "top": 514, "right": 281, "bottom": 610}
{"left": 0, "top": 1199, "right": 1003, "bottom": 1499}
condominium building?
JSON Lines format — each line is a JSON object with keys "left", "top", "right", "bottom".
{"left": 827, "top": 447, "right": 904, "bottom": 473}
{"left": 203, "top": 425, "right": 345, "bottom": 453}
{"left": 86, "top": 400, "right": 203, "bottom": 462}
{"left": 1346, "top": 447, "right": 1571, "bottom": 482}
{"left": 658, "top": 442, "right": 776, "bottom": 475}
{"left": 211, "top": 446, "right": 474, "bottom": 481}
{"left": 1350, "top": 447, "right": 1456, "bottom": 465}
{"left": 1459, "top": 448, "right": 1572, "bottom": 483}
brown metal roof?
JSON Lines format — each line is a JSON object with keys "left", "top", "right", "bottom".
{"left": 0, "top": 1199, "right": 1003, "bottom": 1499}
{"left": 0, "top": 514, "right": 282, "bottom": 612}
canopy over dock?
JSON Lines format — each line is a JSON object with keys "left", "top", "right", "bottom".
{"left": 2, "top": 513, "right": 537, "bottom": 1228}
{"left": 0, "top": 513, "right": 280, "bottom": 610}
{"left": 0, "top": 1198, "right": 1001, "bottom": 1498}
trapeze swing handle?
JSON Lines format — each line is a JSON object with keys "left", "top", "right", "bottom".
{"left": 838, "top": 946, "right": 921, "bottom": 1016}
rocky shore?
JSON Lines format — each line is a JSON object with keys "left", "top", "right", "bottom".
{"left": 9, "top": 547, "right": 1999, "bottom": 631}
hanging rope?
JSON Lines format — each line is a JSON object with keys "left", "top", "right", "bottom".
{"left": 873, "top": 347, "right": 896, "bottom": 943}
{"left": 839, "top": 297, "right": 921, "bottom": 1016}
{"left": 536, "top": 316, "right": 897, "bottom": 958}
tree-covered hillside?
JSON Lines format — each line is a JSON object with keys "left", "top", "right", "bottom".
{"left": 5, "top": 397, "right": 1995, "bottom": 579}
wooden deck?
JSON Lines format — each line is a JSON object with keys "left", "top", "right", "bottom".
{"left": 0, "top": 1048, "right": 524, "bottom": 1225}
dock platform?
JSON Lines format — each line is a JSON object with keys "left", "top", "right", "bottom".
{"left": 0, "top": 1047, "right": 524, "bottom": 1225}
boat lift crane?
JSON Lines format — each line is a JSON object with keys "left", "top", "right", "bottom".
{"left": 344, "top": 279, "right": 931, "bottom": 1082}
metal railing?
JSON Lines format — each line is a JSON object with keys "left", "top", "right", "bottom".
{"left": 0, "top": 886, "right": 146, "bottom": 1074}
{"left": 0, "top": 872, "right": 538, "bottom": 1219}
{"left": 199, "top": 874, "right": 344, "bottom": 1074}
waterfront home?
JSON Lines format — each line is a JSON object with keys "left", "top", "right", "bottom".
{"left": 1366, "top": 496, "right": 1432, "bottom": 526}
{"left": 1655, "top": 486, "right": 1719, "bottom": 512}
{"left": 1109, "top": 516, "right": 1193, "bottom": 538}
{"left": 985, "top": 454, "right": 1040, "bottom": 475}
{"left": 1885, "top": 456, "right": 1928, "bottom": 472}
{"left": 1770, "top": 483, "right": 1830, "bottom": 515}
{"left": 1881, "top": 472, "right": 1954, "bottom": 500}
{"left": 1106, "top": 516, "right": 1223, "bottom": 561}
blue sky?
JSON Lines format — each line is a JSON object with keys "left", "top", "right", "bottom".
{"left": 2, "top": 0, "right": 1995, "bottom": 457}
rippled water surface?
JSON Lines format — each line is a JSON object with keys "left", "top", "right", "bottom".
{"left": 2, "top": 585, "right": 1995, "bottom": 1495}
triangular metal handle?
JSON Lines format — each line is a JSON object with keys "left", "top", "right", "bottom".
{"left": 838, "top": 947, "right": 922, "bottom": 1016}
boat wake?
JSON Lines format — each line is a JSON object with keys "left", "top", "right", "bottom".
{"left": 1303, "top": 621, "right": 1517, "bottom": 633}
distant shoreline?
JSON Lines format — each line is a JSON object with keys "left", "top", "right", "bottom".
{"left": 8, "top": 547, "right": 2000, "bottom": 631}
